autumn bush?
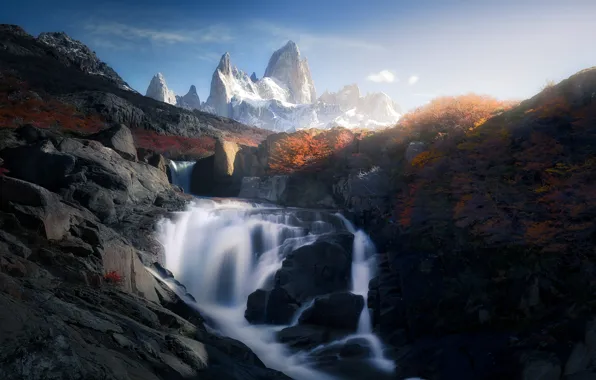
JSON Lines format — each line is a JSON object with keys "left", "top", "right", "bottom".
{"left": 0, "top": 72, "right": 105, "bottom": 133}
{"left": 398, "top": 94, "right": 518, "bottom": 142}
{"left": 132, "top": 130, "right": 216, "bottom": 158}
{"left": 268, "top": 130, "right": 332, "bottom": 174}
{"left": 395, "top": 82, "right": 596, "bottom": 256}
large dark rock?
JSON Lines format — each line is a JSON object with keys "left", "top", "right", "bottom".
{"left": 90, "top": 123, "right": 137, "bottom": 161}
{"left": 245, "top": 286, "right": 300, "bottom": 325}
{"left": 277, "top": 324, "right": 351, "bottom": 352}
{"left": 0, "top": 140, "right": 76, "bottom": 191}
{"left": 275, "top": 233, "right": 353, "bottom": 303}
{"left": 298, "top": 292, "right": 364, "bottom": 331}
{"left": 0, "top": 176, "right": 82, "bottom": 240}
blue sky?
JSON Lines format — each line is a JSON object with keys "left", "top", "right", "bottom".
{"left": 2, "top": 0, "right": 596, "bottom": 111}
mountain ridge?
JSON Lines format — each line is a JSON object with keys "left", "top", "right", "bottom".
{"left": 144, "top": 41, "right": 402, "bottom": 132}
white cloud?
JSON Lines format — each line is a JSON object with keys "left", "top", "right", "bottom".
{"left": 84, "top": 22, "right": 233, "bottom": 46}
{"left": 196, "top": 51, "right": 224, "bottom": 63}
{"left": 367, "top": 70, "right": 396, "bottom": 83}
{"left": 250, "top": 20, "right": 387, "bottom": 52}
{"left": 408, "top": 75, "right": 419, "bottom": 85}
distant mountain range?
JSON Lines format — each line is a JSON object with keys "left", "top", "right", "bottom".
{"left": 144, "top": 41, "right": 402, "bottom": 132}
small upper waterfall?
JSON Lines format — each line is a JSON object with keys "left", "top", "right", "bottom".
{"left": 157, "top": 198, "right": 395, "bottom": 380}
{"left": 168, "top": 161, "right": 195, "bottom": 193}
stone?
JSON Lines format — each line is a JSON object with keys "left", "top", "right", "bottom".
{"left": 245, "top": 287, "right": 300, "bottom": 325}
{"left": 58, "top": 237, "right": 95, "bottom": 257}
{"left": 214, "top": 139, "right": 240, "bottom": 178}
{"left": 520, "top": 351, "right": 562, "bottom": 380}
{"left": 165, "top": 334, "right": 208, "bottom": 371}
{"left": 245, "top": 289, "right": 268, "bottom": 324}
{"left": 90, "top": 124, "right": 137, "bottom": 161}
{"left": 0, "top": 230, "right": 31, "bottom": 259}
{"left": 14, "top": 124, "right": 54, "bottom": 143}
{"left": 0, "top": 140, "right": 76, "bottom": 191}
{"left": 565, "top": 342, "right": 591, "bottom": 375}
{"left": 275, "top": 233, "right": 353, "bottom": 302}
{"left": 239, "top": 175, "right": 289, "bottom": 203}
{"left": 0, "top": 176, "right": 75, "bottom": 240}
{"left": 277, "top": 324, "right": 351, "bottom": 352}
{"left": 298, "top": 292, "right": 365, "bottom": 331}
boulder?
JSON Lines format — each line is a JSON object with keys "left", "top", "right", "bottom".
{"left": 275, "top": 233, "right": 353, "bottom": 303}
{"left": 0, "top": 176, "right": 77, "bottom": 240}
{"left": 89, "top": 124, "right": 137, "bottom": 161}
{"left": 298, "top": 292, "right": 365, "bottom": 331}
{"left": 0, "top": 140, "right": 76, "bottom": 191}
{"left": 14, "top": 124, "right": 55, "bottom": 143}
{"left": 214, "top": 139, "right": 240, "bottom": 179}
{"left": 137, "top": 148, "right": 167, "bottom": 172}
{"left": 245, "top": 287, "right": 300, "bottom": 325}
{"left": 239, "top": 176, "right": 289, "bottom": 202}
{"left": 277, "top": 324, "right": 350, "bottom": 352}
{"left": 520, "top": 351, "right": 561, "bottom": 380}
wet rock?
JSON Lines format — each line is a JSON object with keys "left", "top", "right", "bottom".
{"left": 245, "top": 288, "right": 268, "bottom": 324}
{"left": 298, "top": 292, "right": 364, "bottom": 331}
{"left": 245, "top": 287, "right": 300, "bottom": 325}
{"left": 520, "top": 351, "right": 561, "bottom": 380}
{"left": 275, "top": 233, "right": 353, "bottom": 303}
{"left": 277, "top": 324, "right": 352, "bottom": 352}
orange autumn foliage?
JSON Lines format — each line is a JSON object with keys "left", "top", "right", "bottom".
{"left": 399, "top": 94, "right": 518, "bottom": 140}
{"left": 268, "top": 132, "right": 332, "bottom": 174}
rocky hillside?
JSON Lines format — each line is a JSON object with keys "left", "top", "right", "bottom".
{"left": 226, "top": 67, "right": 596, "bottom": 379}
{"left": 0, "top": 123, "right": 289, "bottom": 379}
{"left": 0, "top": 24, "right": 271, "bottom": 158}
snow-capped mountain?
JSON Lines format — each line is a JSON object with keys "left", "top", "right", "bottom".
{"left": 176, "top": 85, "right": 201, "bottom": 110}
{"left": 263, "top": 41, "right": 316, "bottom": 104}
{"left": 37, "top": 32, "right": 136, "bottom": 92}
{"left": 145, "top": 73, "right": 177, "bottom": 105}
{"left": 144, "top": 41, "right": 401, "bottom": 131}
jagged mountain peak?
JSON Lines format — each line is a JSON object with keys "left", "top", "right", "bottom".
{"left": 217, "top": 52, "right": 232, "bottom": 75}
{"left": 36, "top": 30, "right": 134, "bottom": 92}
{"left": 146, "top": 72, "right": 177, "bottom": 105}
{"left": 264, "top": 41, "right": 316, "bottom": 104}
{"left": 176, "top": 85, "right": 201, "bottom": 110}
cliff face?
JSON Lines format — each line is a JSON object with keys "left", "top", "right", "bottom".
{"left": 0, "top": 124, "right": 289, "bottom": 380}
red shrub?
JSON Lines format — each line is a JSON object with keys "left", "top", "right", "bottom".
{"left": 103, "top": 270, "right": 124, "bottom": 285}
{"left": 132, "top": 130, "right": 216, "bottom": 157}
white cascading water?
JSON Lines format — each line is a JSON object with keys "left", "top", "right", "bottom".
{"left": 168, "top": 161, "right": 196, "bottom": 193}
{"left": 157, "top": 198, "right": 395, "bottom": 379}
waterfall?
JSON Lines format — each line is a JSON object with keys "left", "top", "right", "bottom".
{"left": 158, "top": 198, "right": 395, "bottom": 379}
{"left": 168, "top": 161, "right": 195, "bottom": 193}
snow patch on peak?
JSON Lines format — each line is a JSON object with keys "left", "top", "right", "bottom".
{"left": 264, "top": 40, "right": 316, "bottom": 104}
{"left": 146, "top": 72, "right": 177, "bottom": 105}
